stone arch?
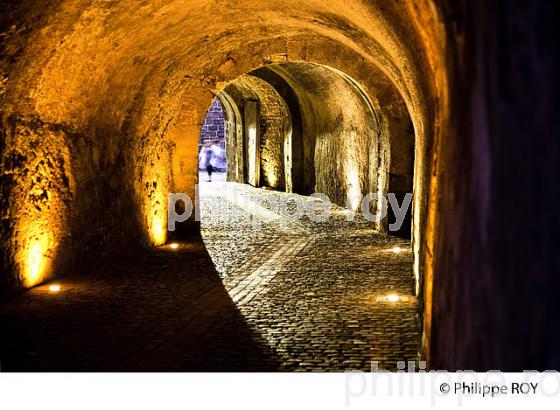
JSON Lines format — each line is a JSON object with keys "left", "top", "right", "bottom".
{"left": 168, "top": 37, "right": 422, "bottom": 220}
{"left": 217, "top": 92, "right": 244, "bottom": 184}
{"left": 179, "top": 58, "right": 417, "bottom": 248}
{"left": 219, "top": 75, "right": 291, "bottom": 190}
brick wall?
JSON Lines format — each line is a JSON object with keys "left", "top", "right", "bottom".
{"left": 199, "top": 98, "right": 226, "bottom": 170}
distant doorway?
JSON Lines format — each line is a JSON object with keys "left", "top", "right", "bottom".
{"left": 198, "top": 98, "right": 227, "bottom": 183}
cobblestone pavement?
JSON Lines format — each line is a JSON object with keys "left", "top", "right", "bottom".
{"left": 0, "top": 173, "right": 419, "bottom": 371}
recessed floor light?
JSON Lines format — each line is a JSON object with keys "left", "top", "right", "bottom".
{"left": 375, "top": 294, "right": 413, "bottom": 303}
{"left": 48, "top": 284, "right": 61, "bottom": 293}
{"left": 169, "top": 243, "right": 179, "bottom": 249}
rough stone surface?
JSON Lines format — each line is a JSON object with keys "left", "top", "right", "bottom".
{"left": 222, "top": 62, "right": 407, "bottom": 216}
{"left": 199, "top": 99, "right": 225, "bottom": 147}
{"left": 0, "top": 175, "right": 419, "bottom": 371}
{"left": 223, "top": 75, "right": 290, "bottom": 190}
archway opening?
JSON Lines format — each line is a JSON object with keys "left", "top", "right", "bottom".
{"left": 387, "top": 119, "right": 415, "bottom": 239}
{"left": 196, "top": 61, "right": 419, "bottom": 370}
{"left": 198, "top": 98, "right": 227, "bottom": 184}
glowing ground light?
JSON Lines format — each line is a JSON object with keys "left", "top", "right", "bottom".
{"left": 48, "top": 284, "right": 61, "bottom": 293}
{"left": 375, "top": 293, "right": 413, "bottom": 303}
{"left": 169, "top": 243, "right": 179, "bottom": 249}
{"left": 391, "top": 246, "right": 402, "bottom": 254}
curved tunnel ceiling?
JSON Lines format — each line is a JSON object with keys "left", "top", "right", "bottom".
{"left": 1, "top": 0, "right": 445, "bottom": 139}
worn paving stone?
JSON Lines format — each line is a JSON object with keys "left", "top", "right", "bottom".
{"left": 0, "top": 175, "right": 419, "bottom": 371}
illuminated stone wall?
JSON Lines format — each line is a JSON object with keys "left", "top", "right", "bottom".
{"left": 218, "top": 62, "right": 412, "bottom": 213}
{"left": 0, "top": 117, "right": 75, "bottom": 289}
{"left": 254, "top": 78, "right": 290, "bottom": 190}
{"left": 260, "top": 63, "right": 381, "bottom": 209}
{"left": 222, "top": 75, "right": 290, "bottom": 190}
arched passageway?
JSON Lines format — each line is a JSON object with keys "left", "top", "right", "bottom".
{"left": 194, "top": 62, "right": 418, "bottom": 370}
{"left": 200, "top": 61, "right": 415, "bottom": 230}
{"left": 1, "top": 0, "right": 559, "bottom": 372}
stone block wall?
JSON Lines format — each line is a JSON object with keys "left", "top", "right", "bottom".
{"left": 199, "top": 99, "right": 226, "bottom": 171}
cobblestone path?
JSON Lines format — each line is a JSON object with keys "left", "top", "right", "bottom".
{"left": 0, "top": 175, "right": 419, "bottom": 371}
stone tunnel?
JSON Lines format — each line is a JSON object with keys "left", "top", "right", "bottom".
{"left": 0, "top": 0, "right": 559, "bottom": 372}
